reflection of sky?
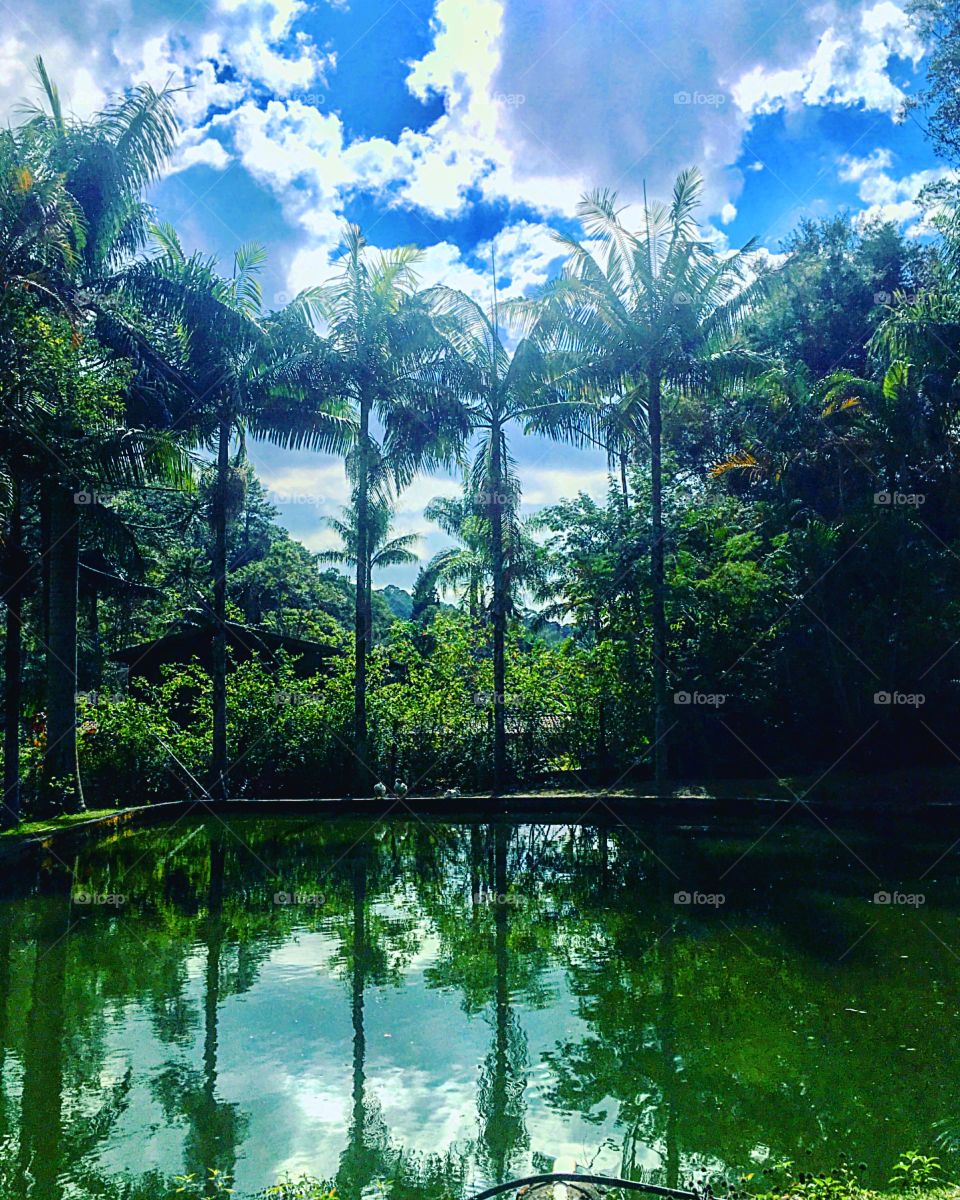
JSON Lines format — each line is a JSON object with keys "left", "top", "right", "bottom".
{"left": 87, "top": 923, "right": 628, "bottom": 1195}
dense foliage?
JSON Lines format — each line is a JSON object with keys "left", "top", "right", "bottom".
{"left": 7, "top": 9, "right": 960, "bottom": 811}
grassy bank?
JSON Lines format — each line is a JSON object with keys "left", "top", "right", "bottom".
{"left": 0, "top": 808, "right": 126, "bottom": 842}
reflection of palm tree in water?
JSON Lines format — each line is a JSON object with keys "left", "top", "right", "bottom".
{"left": 477, "top": 824, "right": 528, "bottom": 1185}
{"left": 336, "top": 846, "right": 389, "bottom": 1200}
{"left": 12, "top": 882, "right": 138, "bottom": 1200}
{"left": 19, "top": 883, "right": 70, "bottom": 1200}
{"left": 166, "top": 834, "right": 243, "bottom": 1196}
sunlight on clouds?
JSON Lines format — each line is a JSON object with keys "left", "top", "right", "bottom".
{"left": 732, "top": 1, "right": 923, "bottom": 118}
{"left": 2, "top": 0, "right": 934, "bottom": 251}
{"left": 838, "top": 147, "right": 954, "bottom": 234}
{"left": 838, "top": 147, "right": 895, "bottom": 182}
{"left": 413, "top": 221, "right": 566, "bottom": 305}
{"left": 167, "top": 137, "right": 233, "bottom": 176}
{"left": 257, "top": 460, "right": 351, "bottom": 507}
{"left": 0, "top": 31, "right": 106, "bottom": 117}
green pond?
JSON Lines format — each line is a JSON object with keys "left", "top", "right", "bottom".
{"left": 1, "top": 810, "right": 959, "bottom": 1199}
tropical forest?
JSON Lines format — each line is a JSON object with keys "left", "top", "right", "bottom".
{"left": 3, "top": 0, "right": 960, "bottom": 1197}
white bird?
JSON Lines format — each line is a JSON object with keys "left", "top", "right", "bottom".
{"left": 373, "top": 781, "right": 388, "bottom": 798}
{"left": 394, "top": 779, "right": 408, "bottom": 797}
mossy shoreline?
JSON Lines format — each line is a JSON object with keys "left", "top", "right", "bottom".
{"left": 5, "top": 761, "right": 960, "bottom": 856}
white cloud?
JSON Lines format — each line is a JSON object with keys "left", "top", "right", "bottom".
{"left": 412, "top": 221, "right": 566, "bottom": 303}
{"left": 0, "top": 30, "right": 106, "bottom": 118}
{"left": 838, "top": 147, "right": 894, "bottom": 182}
{"left": 836, "top": 147, "right": 954, "bottom": 232}
{"left": 732, "top": 1, "right": 923, "bottom": 118}
{"left": 720, "top": 202, "right": 738, "bottom": 225}
{"left": 167, "top": 137, "right": 233, "bottom": 175}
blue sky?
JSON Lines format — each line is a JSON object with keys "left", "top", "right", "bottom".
{"left": 0, "top": 0, "right": 948, "bottom": 588}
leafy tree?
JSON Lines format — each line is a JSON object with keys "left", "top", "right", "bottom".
{"left": 424, "top": 287, "right": 559, "bottom": 789}
{"left": 318, "top": 496, "right": 419, "bottom": 645}
{"left": 316, "top": 226, "right": 463, "bottom": 788}
{"left": 541, "top": 169, "right": 763, "bottom": 789}
{"left": 125, "top": 229, "right": 350, "bottom": 795}
{"left": 1, "top": 60, "right": 181, "bottom": 811}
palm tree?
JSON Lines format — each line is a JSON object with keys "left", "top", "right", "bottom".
{"left": 317, "top": 496, "right": 419, "bottom": 644}
{"left": 127, "top": 228, "right": 351, "bottom": 797}
{"left": 5, "top": 60, "right": 181, "bottom": 810}
{"left": 540, "top": 169, "right": 764, "bottom": 790}
{"left": 422, "top": 287, "right": 559, "bottom": 791}
{"left": 421, "top": 491, "right": 492, "bottom": 618}
{"left": 316, "top": 226, "right": 464, "bottom": 788}
{"left": 421, "top": 480, "right": 547, "bottom": 622}
{"left": 0, "top": 121, "right": 81, "bottom": 820}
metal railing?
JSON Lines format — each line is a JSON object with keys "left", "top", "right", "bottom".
{"left": 468, "top": 1173, "right": 698, "bottom": 1200}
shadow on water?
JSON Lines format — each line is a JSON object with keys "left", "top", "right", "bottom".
{"left": 1, "top": 808, "right": 959, "bottom": 1198}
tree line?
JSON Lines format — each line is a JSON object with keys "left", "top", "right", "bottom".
{"left": 6, "top": 5, "right": 960, "bottom": 814}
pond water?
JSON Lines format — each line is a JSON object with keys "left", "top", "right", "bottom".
{"left": 1, "top": 811, "right": 959, "bottom": 1199}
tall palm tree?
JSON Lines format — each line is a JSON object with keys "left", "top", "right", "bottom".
{"left": 317, "top": 496, "right": 419, "bottom": 644}
{"left": 127, "top": 228, "right": 351, "bottom": 797}
{"left": 540, "top": 169, "right": 763, "bottom": 790}
{"left": 0, "top": 117, "right": 87, "bottom": 820}
{"left": 5, "top": 60, "right": 181, "bottom": 811}
{"left": 316, "top": 226, "right": 464, "bottom": 788}
{"left": 423, "top": 287, "right": 559, "bottom": 791}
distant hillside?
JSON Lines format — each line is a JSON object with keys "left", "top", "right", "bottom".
{"left": 378, "top": 584, "right": 414, "bottom": 620}
{"left": 375, "top": 586, "right": 573, "bottom": 642}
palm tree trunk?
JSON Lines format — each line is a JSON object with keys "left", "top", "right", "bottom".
{"left": 41, "top": 482, "right": 84, "bottom": 813}
{"left": 365, "top": 554, "right": 373, "bottom": 650}
{"left": 354, "top": 395, "right": 371, "bottom": 792}
{"left": 648, "top": 368, "right": 668, "bottom": 794}
{"left": 490, "top": 423, "right": 507, "bottom": 792}
{"left": 211, "top": 412, "right": 230, "bottom": 799}
{"left": 3, "top": 482, "right": 24, "bottom": 825}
